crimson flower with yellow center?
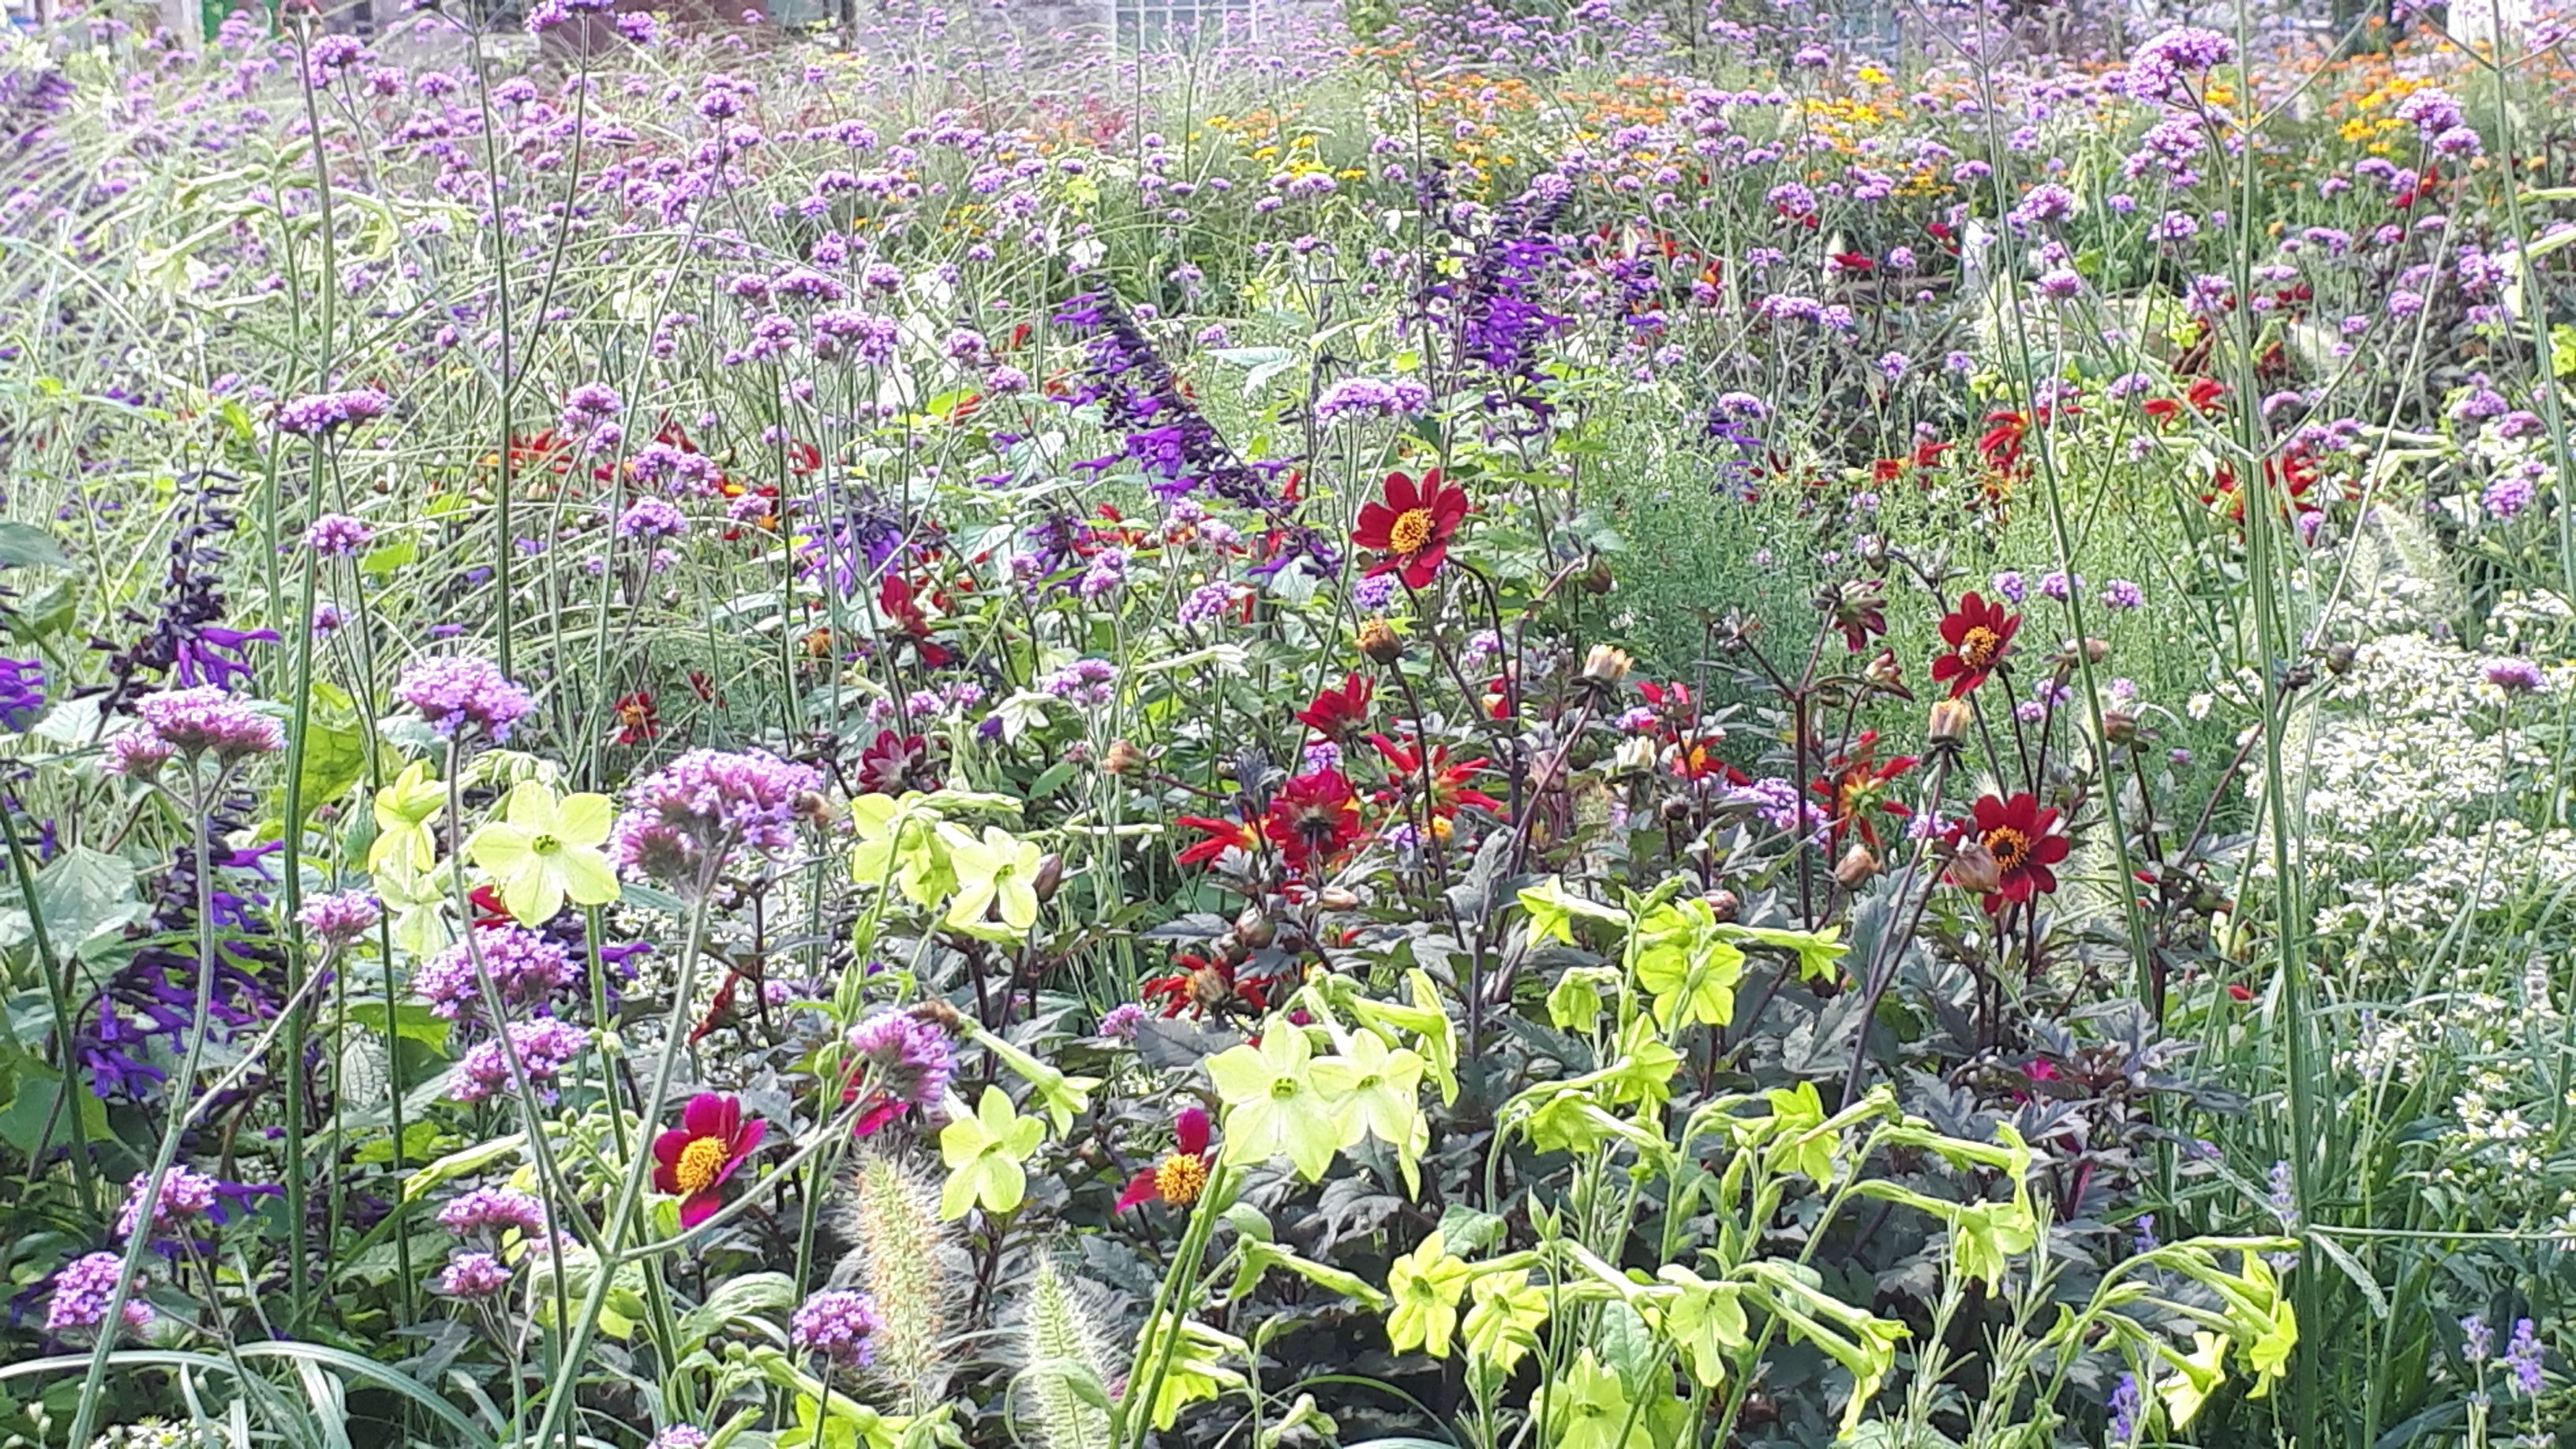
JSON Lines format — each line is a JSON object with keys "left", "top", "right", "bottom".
{"left": 1116, "top": 1105, "right": 1215, "bottom": 1213}
{"left": 1352, "top": 469, "right": 1469, "bottom": 590}
{"left": 1954, "top": 791, "right": 2069, "bottom": 915}
{"left": 652, "top": 1093, "right": 766, "bottom": 1228}
{"left": 1930, "top": 592, "right": 2021, "bottom": 699}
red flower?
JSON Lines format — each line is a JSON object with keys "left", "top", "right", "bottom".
{"left": 1294, "top": 673, "right": 1373, "bottom": 743}
{"left": 1930, "top": 592, "right": 2020, "bottom": 699}
{"left": 1262, "top": 769, "right": 1364, "bottom": 873}
{"left": 1811, "top": 730, "right": 1918, "bottom": 850}
{"left": 1140, "top": 954, "right": 1273, "bottom": 1018}
{"left": 1175, "top": 812, "right": 1260, "bottom": 869}
{"left": 609, "top": 691, "right": 660, "bottom": 746}
{"left": 1955, "top": 792, "right": 2069, "bottom": 914}
{"left": 1351, "top": 469, "right": 1469, "bottom": 590}
{"left": 1368, "top": 733, "right": 1503, "bottom": 821}
{"left": 652, "top": 1093, "right": 766, "bottom": 1228}
{"left": 857, "top": 730, "right": 939, "bottom": 796}
{"left": 1117, "top": 1106, "right": 1214, "bottom": 1211}
{"left": 2144, "top": 377, "right": 2228, "bottom": 426}
{"left": 878, "top": 575, "right": 952, "bottom": 667}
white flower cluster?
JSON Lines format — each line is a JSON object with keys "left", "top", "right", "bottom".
{"left": 2279, "top": 627, "right": 2576, "bottom": 949}
{"left": 2337, "top": 961, "right": 2574, "bottom": 1219}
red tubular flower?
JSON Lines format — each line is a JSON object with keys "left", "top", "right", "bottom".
{"left": 1175, "top": 812, "right": 1260, "bottom": 869}
{"left": 653, "top": 1093, "right": 766, "bottom": 1228}
{"left": 1930, "top": 592, "right": 2021, "bottom": 699}
{"left": 1956, "top": 792, "right": 2069, "bottom": 914}
{"left": 877, "top": 575, "right": 952, "bottom": 667}
{"left": 1295, "top": 673, "right": 1374, "bottom": 742}
{"left": 1811, "top": 729, "right": 1918, "bottom": 850}
{"left": 1117, "top": 1106, "right": 1214, "bottom": 1211}
{"left": 1263, "top": 769, "right": 1364, "bottom": 873}
{"left": 1351, "top": 469, "right": 1469, "bottom": 590}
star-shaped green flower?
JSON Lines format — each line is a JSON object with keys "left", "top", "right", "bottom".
{"left": 938, "top": 1084, "right": 1043, "bottom": 1219}
{"left": 1312, "top": 1030, "right": 1428, "bottom": 1193}
{"left": 466, "top": 780, "right": 619, "bottom": 927}
{"left": 1383, "top": 1230, "right": 1470, "bottom": 1358}
{"left": 940, "top": 823, "right": 1044, "bottom": 942}
{"left": 1205, "top": 1023, "right": 1341, "bottom": 1181}
{"left": 368, "top": 759, "right": 447, "bottom": 874}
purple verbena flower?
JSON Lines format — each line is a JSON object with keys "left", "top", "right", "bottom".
{"left": 790, "top": 1289, "right": 882, "bottom": 1368}
{"left": 303, "top": 513, "right": 376, "bottom": 559}
{"left": 135, "top": 686, "right": 283, "bottom": 761}
{"left": 395, "top": 656, "right": 536, "bottom": 743}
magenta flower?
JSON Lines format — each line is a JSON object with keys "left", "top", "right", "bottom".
{"left": 653, "top": 1093, "right": 766, "bottom": 1227}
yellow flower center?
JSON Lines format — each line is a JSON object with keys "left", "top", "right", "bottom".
{"left": 1155, "top": 1152, "right": 1209, "bottom": 1207}
{"left": 1957, "top": 626, "right": 2003, "bottom": 670}
{"left": 531, "top": 833, "right": 560, "bottom": 856}
{"left": 673, "top": 1135, "right": 728, "bottom": 1196}
{"left": 1387, "top": 507, "right": 1436, "bottom": 556}
{"left": 1983, "top": 826, "right": 2032, "bottom": 873}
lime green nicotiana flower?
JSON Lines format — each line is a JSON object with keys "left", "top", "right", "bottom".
{"left": 466, "top": 780, "right": 619, "bottom": 927}
{"left": 369, "top": 759, "right": 447, "bottom": 874}
{"left": 1206, "top": 1023, "right": 1342, "bottom": 1181}
{"left": 1462, "top": 1270, "right": 1549, "bottom": 1372}
{"left": 1384, "top": 1230, "right": 1471, "bottom": 1358}
{"left": 1311, "top": 1030, "right": 1428, "bottom": 1194}
{"left": 938, "top": 1084, "right": 1044, "bottom": 1219}
{"left": 939, "top": 823, "right": 1044, "bottom": 942}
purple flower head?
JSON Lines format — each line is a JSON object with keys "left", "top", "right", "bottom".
{"left": 436, "top": 1251, "right": 511, "bottom": 1298}
{"left": 450, "top": 1017, "right": 591, "bottom": 1105}
{"left": 609, "top": 749, "right": 823, "bottom": 892}
{"left": 274, "top": 388, "right": 391, "bottom": 438}
{"left": 2486, "top": 469, "right": 2539, "bottom": 519}
{"left": 135, "top": 686, "right": 283, "bottom": 762}
{"left": 303, "top": 513, "right": 375, "bottom": 559}
{"left": 1990, "top": 570, "right": 2028, "bottom": 604}
{"left": 413, "top": 925, "right": 576, "bottom": 1022}
{"left": 616, "top": 497, "right": 687, "bottom": 541}
{"left": 846, "top": 1008, "right": 955, "bottom": 1128}
{"left": 2039, "top": 571, "right": 2079, "bottom": 602}
{"left": 1313, "top": 376, "right": 1432, "bottom": 423}
{"left": 295, "top": 889, "right": 381, "bottom": 946}
{"left": 2101, "top": 578, "right": 2144, "bottom": 609}
{"left": 560, "top": 383, "right": 623, "bottom": 436}
{"left": 44, "top": 1252, "right": 153, "bottom": 1335}
{"left": 2505, "top": 1317, "right": 2544, "bottom": 1395}
{"left": 790, "top": 1289, "right": 882, "bottom": 1368}
{"left": 1099, "top": 1002, "right": 1148, "bottom": 1041}
{"left": 117, "top": 1166, "right": 222, "bottom": 1240}
{"left": 652, "top": 1432, "right": 712, "bottom": 1449}
{"left": 104, "top": 728, "right": 177, "bottom": 781}
{"left": 395, "top": 656, "right": 536, "bottom": 743}
{"left": 437, "top": 1186, "right": 547, "bottom": 1237}
{"left": 2485, "top": 657, "right": 2547, "bottom": 695}
{"left": 2107, "top": 1372, "right": 2142, "bottom": 1441}
{"left": 2394, "top": 88, "right": 2464, "bottom": 137}
{"left": 1039, "top": 658, "right": 1119, "bottom": 710}
{"left": 2464, "top": 1314, "right": 2494, "bottom": 1364}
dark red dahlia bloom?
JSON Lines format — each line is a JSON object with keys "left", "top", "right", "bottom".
{"left": 1117, "top": 1106, "right": 1214, "bottom": 1211}
{"left": 1811, "top": 729, "right": 1918, "bottom": 850}
{"left": 1367, "top": 733, "right": 1502, "bottom": 820}
{"left": 1174, "top": 812, "right": 1259, "bottom": 869}
{"left": 1295, "top": 672, "right": 1373, "bottom": 742}
{"left": 1263, "top": 768, "right": 1364, "bottom": 872}
{"left": 652, "top": 1093, "right": 766, "bottom": 1228}
{"left": 1930, "top": 592, "right": 2020, "bottom": 699}
{"left": 857, "top": 729, "right": 940, "bottom": 796}
{"left": 1956, "top": 791, "right": 2068, "bottom": 914}
{"left": 1351, "top": 469, "right": 1468, "bottom": 590}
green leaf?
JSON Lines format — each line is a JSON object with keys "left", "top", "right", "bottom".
{"left": 0, "top": 522, "right": 71, "bottom": 571}
{"left": 359, "top": 536, "right": 417, "bottom": 577}
{"left": 0, "top": 846, "right": 144, "bottom": 961}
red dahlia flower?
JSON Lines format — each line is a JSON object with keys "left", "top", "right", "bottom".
{"left": 1140, "top": 953, "right": 1275, "bottom": 1018}
{"left": 1263, "top": 768, "right": 1364, "bottom": 872}
{"left": 653, "top": 1093, "right": 766, "bottom": 1228}
{"left": 1295, "top": 673, "right": 1374, "bottom": 742}
{"left": 1812, "top": 729, "right": 1918, "bottom": 850}
{"left": 1175, "top": 811, "right": 1260, "bottom": 869}
{"left": 610, "top": 691, "right": 660, "bottom": 746}
{"left": 1352, "top": 469, "right": 1468, "bottom": 590}
{"left": 1956, "top": 792, "right": 2068, "bottom": 914}
{"left": 1930, "top": 592, "right": 2020, "bottom": 699}
{"left": 1368, "top": 733, "right": 1503, "bottom": 819}
{"left": 1117, "top": 1106, "right": 1215, "bottom": 1211}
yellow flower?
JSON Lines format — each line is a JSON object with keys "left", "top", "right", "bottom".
{"left": 369, "top": 760, "right": 447, "bottom": 874}
{"left": 466, "top": 781, "right": 619, "bottom": 927}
